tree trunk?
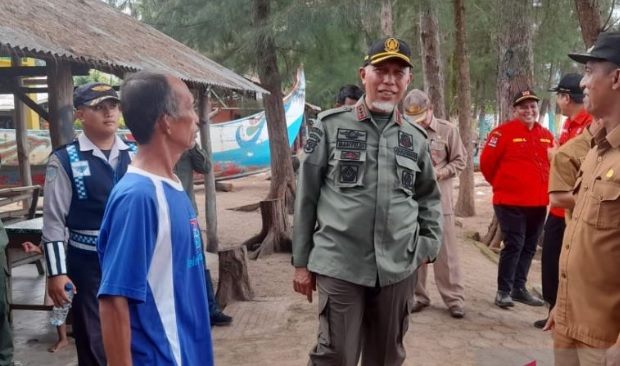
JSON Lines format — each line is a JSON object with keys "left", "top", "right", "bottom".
{"left": 242, "top": 199, "right": 292, "bottom": 259}
{"left": 252, "top": 0, "right": 296, "bottom": 257}
{"left": 539, "top": 98, "right": 550, "bottom": 127}
{"left": 496, "top": 0, "right": 534, "bottom": 123}
{"left": 574, "top": 0, "right": 601, "bottom": 48}
{"left": 419, "top": 0, "right": 447, "bottom": 120}
{"left": 453, "top": 0, "right": 475, "bottom": 217}
{"left": 481, "top": 215, "right": 502, "bottom": 251}
{"left": 215, "top": 246, "right": 255, "bottom": 309}
{"left": 381, "top": 0, "right": 393, "bottom": 36}
{"left": 484, "top": 0, "right": 535, "bottom": 247}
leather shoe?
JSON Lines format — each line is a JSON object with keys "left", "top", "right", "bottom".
{"left": 410, "top": 301, "right": 429, "bottom": 313}
{"left": 533, "top": 318, "right": 547, "bottom": 329}
{"left": 511, "top": 288, "right": 544, "bottom": 307}
{"left": 449, "top": 305, "right": 465, "bottom": 319}
{"left": 211, "top": 312, "right": 233, "bottom": 326}
{"left": 494, "top": 291, "right": 515, "bottom": 308}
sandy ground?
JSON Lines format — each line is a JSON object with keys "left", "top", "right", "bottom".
{"left": 10, "top": 172, "right": 552, "bottom": 366}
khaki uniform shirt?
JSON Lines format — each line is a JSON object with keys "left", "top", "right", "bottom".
{"left": 292, "top": 98, "right": 443, "bottom": 287}
{"left": 555, "top": 125, "right": 620, "bottom": 348}
{"left": 425, "top": 117, "right": 467, "bottom": 215}
{"left": 548, "top": 128, "right": 593, "bottom": 221}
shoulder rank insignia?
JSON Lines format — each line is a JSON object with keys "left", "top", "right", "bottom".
{"left": 356, "top": 104, "right": 368, "bottom": 121}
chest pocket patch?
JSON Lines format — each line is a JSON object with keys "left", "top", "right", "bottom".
{"left": 340, "top": 165, "right": 359, "bottom": 183}
{"left": 395, "top": 154, "right": 420, "bottom": 196}
{"left": 332, "top": 150, "right": 367, "bottom": 188}
{"left": 584, "top": 179, "right": 620, "bottom": 229}
{"left": 71, "top": 161, "right": 91, "bottom": 178}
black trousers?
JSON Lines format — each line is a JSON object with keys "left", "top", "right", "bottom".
{"left": 67, "top": 248, "right": 106, "bottom": 366}
{"left": 541, "top": 212, "right": 566, "bottom": 308}
{"left": 494, "top": 205, "right": 547, "bottom": 293}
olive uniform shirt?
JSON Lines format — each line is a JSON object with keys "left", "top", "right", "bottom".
{"left": 548, "top": 127, "right": 593, "bottom": 221}
{"left": 555, "top": 125, "right": 620, "bottom": 348}
{"left": 292, "top": 97, "right": 443, "bottom": 287}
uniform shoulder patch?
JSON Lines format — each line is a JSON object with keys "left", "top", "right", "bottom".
{"left": 317, "top": 106, "right": 352, "bottom": 121}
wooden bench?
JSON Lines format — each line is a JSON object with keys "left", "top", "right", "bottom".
{"left": 4, "top": 217, "right": 51, "bottom": 321}
{"left": 0, "top": 186, "right": 50, "bottom": 321}
{"left": 0, "top": 185, "right": 45, "bottom": 275}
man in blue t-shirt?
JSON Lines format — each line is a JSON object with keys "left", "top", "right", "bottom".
{"left": 97, "top": 71, "right": 214, "bottom": 366}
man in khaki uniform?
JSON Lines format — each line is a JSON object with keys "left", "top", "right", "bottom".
{"left": 292, "top": 37, "right": 442, "bottom": 366}
{"left": 544, "top": 31, "right": 620, "bottom": 366}
{"left": 403, "top": 89, "right": 467, "bottom": 318}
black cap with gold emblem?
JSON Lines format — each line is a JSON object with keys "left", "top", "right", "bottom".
{"left": 73, "top": 82, "right": 120, "bottom": 108}
{"left": 363, "top": 37, "right": 413, "bottom": 68}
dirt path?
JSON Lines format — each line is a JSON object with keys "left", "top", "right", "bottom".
{"left": 11, "top": 172, "right": 552, "bottom": 366}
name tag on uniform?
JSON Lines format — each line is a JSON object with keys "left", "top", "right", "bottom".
{"left": 71, "top": 161, "right": 91, "bottom": 177}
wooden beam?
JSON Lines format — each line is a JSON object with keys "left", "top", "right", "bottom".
{"left": 22, "top": 78, "right": 47, "bottom": 86}
{"left": 47, "top": 60, "right": 74, "bottom": 148}
{"left": 0, "top": 77, "right": 50, "bottom": 121}
{"left": 15, "top": 91, "right": 49, "bottom": 122}
{"left": 198, "top": 87, "right": 219, "bottom": 253}
{"left": 19, "top": 87, "right": 48, "bottom": 94}
{"left": 11, "top": 56, "right": 33, "bottom": 191}
{"left": 0, "top": 66, "right": 47, "bottom": 77}
{"left": 0, "top": 87, "right": 49, "bottom": 94}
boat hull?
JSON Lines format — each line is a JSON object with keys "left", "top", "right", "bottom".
{"left": 0, "top": 70, "right": 306, "bottom": 187}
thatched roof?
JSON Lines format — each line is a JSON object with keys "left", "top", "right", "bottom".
{"left": 0, "top": 0, "right": 266, "bottom": 93}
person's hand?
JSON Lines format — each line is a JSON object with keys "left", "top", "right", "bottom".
{"left": 293, "top": 267, "right": 316, "bottom": 303}
{"left": 434, "top": 169, "right": 444, "bottom": 180}
{"left": 605, "top": 344, "right": 620, "bottom": 366}
{"left": 547, "top": 138, "right": 559, "bottom": 161}
{"left": 21, "top": 241, "right": 42, "bottom": 254}
{"left": 47, "top": 275, "right": 76, "bottom": 308}
{"left": 543, "top": 308, "right": 556, "bottom": 331}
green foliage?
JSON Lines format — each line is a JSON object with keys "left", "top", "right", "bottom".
{"left": 106, "top": 0, "right": 618, "bottom": 114}
{"left": 73, "top": 69, "right": 121, "bottom": 87}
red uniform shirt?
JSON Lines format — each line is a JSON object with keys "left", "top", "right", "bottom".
{"left": 558, "top": 108, "right": 593, "bottom": 145}
{"left": 480, "top": 119, "right": 554, "bottom": 206}
{"left": 550, "top": 108, "right": 593, "bottom": 217}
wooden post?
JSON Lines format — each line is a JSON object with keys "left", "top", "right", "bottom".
{"left": 46, "top": 60, "right": 74, "bottom": 148}
{"left": 198, "top": 87, "right": 219, "bottom": 253}
{"left": 11, "top": 56, "right": 33, "bottom": 190}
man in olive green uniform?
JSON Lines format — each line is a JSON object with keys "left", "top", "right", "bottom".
{"left": 0, "top": 217, "right": 13, "bottom": 366}
{"left": 403, "top": 89, "right": 467, "bottom": 319}
{"left": 292, "top": 37, "right": 442, "bottom": 366}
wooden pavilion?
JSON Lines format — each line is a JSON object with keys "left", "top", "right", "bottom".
{"left": 0, "top": 0, "right": 266, "bottom": 253}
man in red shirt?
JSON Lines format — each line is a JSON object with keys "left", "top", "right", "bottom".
{"left": 481, "top": 90, "right": 554, "bottom": 309}
{"left": 554, "top": 73, "right": 593, "bottom": 145}
{"left": 534, "top": 74, "right": 592, "bottom": 328}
